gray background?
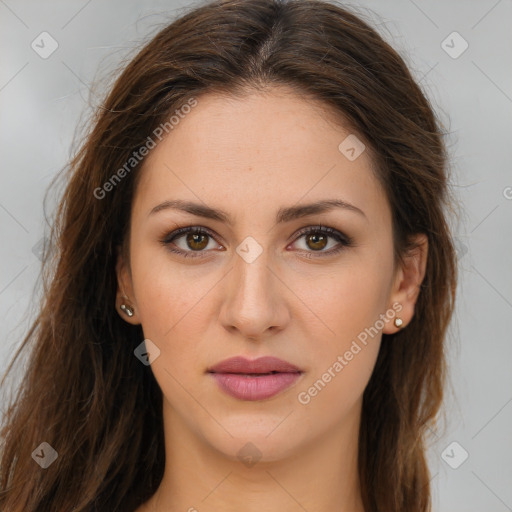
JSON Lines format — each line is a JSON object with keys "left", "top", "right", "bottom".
{"left": 1, "top": 0, "right": 511, "bottom": 510}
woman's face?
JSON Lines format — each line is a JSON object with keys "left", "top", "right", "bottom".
{"left": 117, "top": 87, "right": 425, "bottom": 462}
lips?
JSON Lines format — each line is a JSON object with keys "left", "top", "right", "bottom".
{"left": 207, "top": 356, "right": 302, "bottom": 375}
{"left": 207, "top": 356, "right": 303, "bottom": 401}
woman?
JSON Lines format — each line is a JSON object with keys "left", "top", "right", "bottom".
{"left": 0, "top": 0, "right": 457, "bottom": 510}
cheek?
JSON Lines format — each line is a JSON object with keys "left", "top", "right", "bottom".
{"left": 294, "top": 276, "right": 385, "bottom": 427}
{"left": 129, "top": 246, "right": 216, "bottom": 359}
{"left": 295, "top": 339, "right": 380, "bottom": 436}
{"left": 292, "top": 255, "right": 391, "bottom": 416}
{"left": 291, "top": 255, "right": 393, "bottom": 343}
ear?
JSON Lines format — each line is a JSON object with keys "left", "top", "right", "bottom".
{"left": 115, "top": 244, "right": 141, "bottom": 325}
{"left": 383, "top": 233, "right": 428, "bottom": 334}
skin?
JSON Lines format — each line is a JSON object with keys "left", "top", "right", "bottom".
{"left": 116, "top": 86, "right": 428, "bottom": 512}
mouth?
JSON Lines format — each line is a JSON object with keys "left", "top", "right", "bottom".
{"left": 207, "top": 356, "right": 303, "bottom": 401}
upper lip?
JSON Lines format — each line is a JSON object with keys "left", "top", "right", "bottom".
{"left": 207, "top": 356, "right": 302, "bottom": 374}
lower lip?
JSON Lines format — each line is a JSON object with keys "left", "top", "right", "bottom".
{"left": 209, "top": 372, "right": 302, "bottom": 401}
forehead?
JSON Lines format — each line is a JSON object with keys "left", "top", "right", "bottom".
{"left": 133, "top": 87, "right": 390, "bottom": 227}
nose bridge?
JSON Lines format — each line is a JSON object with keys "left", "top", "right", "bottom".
{"left": 236, "top": 246, "right": 272, "bottom": 300}
{"left": 220, "top": 240, "right": 286, "bottom": 338}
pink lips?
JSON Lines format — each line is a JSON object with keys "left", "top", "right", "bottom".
{"left": 207, "top": 356, "right": 303, "bottom": 401}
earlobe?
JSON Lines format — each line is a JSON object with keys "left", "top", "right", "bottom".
{"left": 383, "top": 233, "right": 428, "bottom": 334}
{"left": 120, "top": 302, "right": 135, "bottom": 318}
{"left": 115, "top": 245, "right": 140, "bottom": 325}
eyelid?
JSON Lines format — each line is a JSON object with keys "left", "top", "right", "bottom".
{"left": 291, "top": 224, "right": 352, "bottom": 245}
{"left": 160, "top": 226, "right": 223, "bottom": 256}
{"left": 161, "top": 225, "right": 219, "bottom": 243}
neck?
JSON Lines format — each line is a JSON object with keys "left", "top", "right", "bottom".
{"left": 142, "top": 398, "right": 365, "bottom": 512}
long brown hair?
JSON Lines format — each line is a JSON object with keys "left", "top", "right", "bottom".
{"left": 0, "top": 0, "right": 457, "bottom": 510}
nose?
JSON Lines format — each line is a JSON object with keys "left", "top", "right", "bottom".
{"left": 219, "top": 245, "right": 290, "bottom": 342}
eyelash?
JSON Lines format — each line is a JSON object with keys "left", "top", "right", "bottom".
{"left": 159, "top": 225, "right": 353, "bottom": 259}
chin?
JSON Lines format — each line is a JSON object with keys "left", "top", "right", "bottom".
{"left": 199, "top": 418, "right": 308, "bottom": 465}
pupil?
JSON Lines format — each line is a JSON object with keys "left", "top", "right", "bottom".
{"left": 308, "top": 233, "right": 327, "bottom": 250}
{"left": 187, "top": 233, "right": 208, "bottom": 250}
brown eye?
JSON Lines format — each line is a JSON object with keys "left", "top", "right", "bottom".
{"left": 291, "top": 225, "right": 353, "bottom": 257}
{"left": 305, "top": 232, "right": 328, "bottom": 251}
{"left": 186, "top": 232, "right": 209, "bottom": 250}
{"left": 160, "top": 226, "right": 222, "bottom": 259}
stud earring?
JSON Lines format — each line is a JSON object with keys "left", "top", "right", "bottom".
{"left": 119, "top": 286, "right": 134, "bottom": 318}
{"left": 394, "top": 317, "right": 403, "bottom": 328}
{"left": 120, "top": 303, "right": 134, "bottom": 317}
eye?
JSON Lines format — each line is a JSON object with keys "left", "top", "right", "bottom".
{"left": 160, "top": 226, "right": 223, "bottom": 258}
{"left": 160, "top": 224, "right": 353, "bottom": 259}
{"left": 289, "top": 225, "right": 353, "bottom": 257}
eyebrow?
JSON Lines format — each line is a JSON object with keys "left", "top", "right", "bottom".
{"left": 148, "top": 198, "right": 367, "bottom": 224}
